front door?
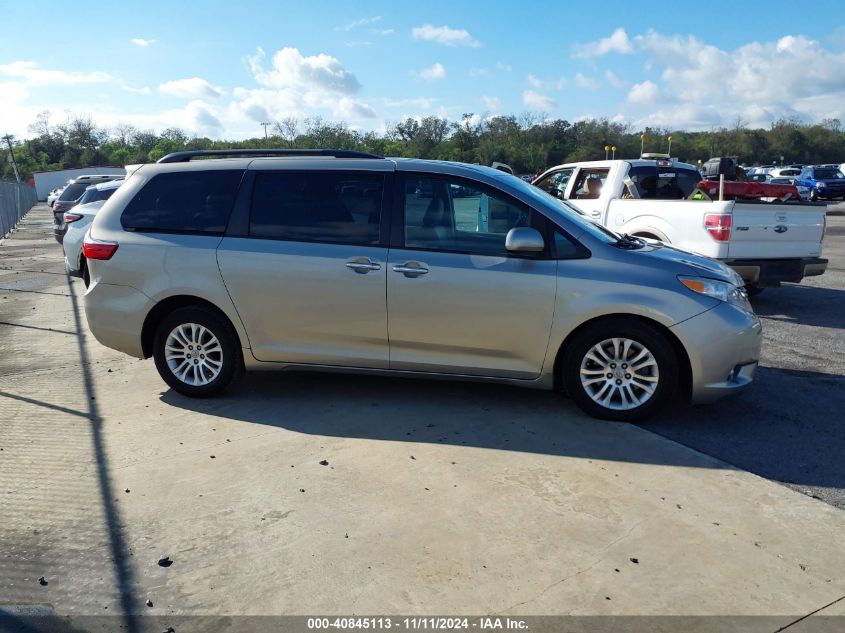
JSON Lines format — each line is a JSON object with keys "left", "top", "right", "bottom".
{"left": 387, "top": 174, "right": 557, "bottom": 379}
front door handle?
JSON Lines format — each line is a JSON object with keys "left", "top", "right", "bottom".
{"left": 346, "top": 258, "right": 381, "bottom": 274}
{"left": 591, "top": 210, "right": 601, "bottom": 217}
{"left": 393, "top": 262, "right": 429, "bottom": 277}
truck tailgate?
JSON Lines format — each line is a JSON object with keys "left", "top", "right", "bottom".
{"left": 727, "top": 203, "right": 825, "bottom": 259}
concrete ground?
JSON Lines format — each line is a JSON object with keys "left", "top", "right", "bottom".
{"left": 1, "top": 205, "right": 844, "bottom": 629}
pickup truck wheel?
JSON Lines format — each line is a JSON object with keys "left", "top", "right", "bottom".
{"left": 562, "top": 319, "right": 678, "bottom": 422}
{"left": 153, "top": 307, "right": 243, "bottom": 398}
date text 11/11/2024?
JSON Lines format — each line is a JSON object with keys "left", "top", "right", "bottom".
{"left": 306, "top": 617, "right": 529, "bottom": 630}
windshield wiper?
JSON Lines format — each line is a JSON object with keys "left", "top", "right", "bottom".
{"left": 614, "top": 233, "right": 645, "bottom": 249}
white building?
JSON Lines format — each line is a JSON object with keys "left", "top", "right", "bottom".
{"left": 33, "top": 166, "right": 126, "bottom": 201}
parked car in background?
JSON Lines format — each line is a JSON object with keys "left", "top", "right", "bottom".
{"left": 47, "top": 187, "right": 64, "bottom": 207}
{"left": 769, "top": 177, "right": 811, "bottom": 201}
{"left": 82, "top": 148, "right": 762, "bottom": 422}
{"left": 769, "top": 167, "right": 801, "bottom": 179}
{"left": 52, "top": 174, "right": 124, "bottom": 243}
{"left": 532, "top": 157, "right": 827, "bottom": 294}
{"left": 796, "top": 165, "right": 845, "bottom": 201}
{"left": 63, "top": 179, "right": 124, "bottom": 286}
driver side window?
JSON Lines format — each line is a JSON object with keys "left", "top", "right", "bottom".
{"left": 403, "top": 176, "right": 531, "bottom": 256}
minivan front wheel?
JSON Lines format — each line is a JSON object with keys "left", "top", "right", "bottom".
{"left": 562, "top": 319, "right": 678, "bottom": 421}
{"left": 153, "top": 307, "right": 242, "bottom": 397}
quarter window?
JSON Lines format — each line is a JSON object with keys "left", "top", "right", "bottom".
{"left": 121, "top": 170, "right": 243, "bottom": 234}
{"left": 249, "top": 172, "right": 383, "bottom": 245}
{"left": 403, "top": 176, "right": 531, "bottom": 256}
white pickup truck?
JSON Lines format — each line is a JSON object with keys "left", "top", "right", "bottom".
{"left": 533, "top": 157, "right": 828, "bottom": 292}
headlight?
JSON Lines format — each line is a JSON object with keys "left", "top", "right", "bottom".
{"left": 817, "top": 182, "right": 826, "bottom": 188}
{"left": 678, "top": 276, "right": 754, "bottom": 313}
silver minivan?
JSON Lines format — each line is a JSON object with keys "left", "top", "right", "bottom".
{"left": 82, "top": 150, "right": 762, "bottom": 421}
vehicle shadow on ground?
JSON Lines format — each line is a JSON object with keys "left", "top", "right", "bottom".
{"left": 751, "top": 283, "right": 845, "bottom": 329}
{"left": 161, "top": 364, "right": 845, "bottom": 495}
{"left": 642, "top": 365, "right": 845, "bottom": 497}
{"left": 162, "top": 370, "right": 733, "bottom": 472}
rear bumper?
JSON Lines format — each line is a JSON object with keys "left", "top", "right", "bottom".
{"left": 52, "top": 212, "right": 66, "bottom": 243}
{"left": 672, "top": 302, "right": 763, "bottom": 404}
{"left": 725, "top": 257, "right": 828, "bottom": 285}
{"left": 83, "top": 281, "right": 152, "bottom": 359}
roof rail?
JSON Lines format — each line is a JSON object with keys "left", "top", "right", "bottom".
{"left": 157, "top": 149, "right": 384, "bottom": 163}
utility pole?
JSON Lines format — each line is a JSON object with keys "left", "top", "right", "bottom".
{"left": 2, "top": 134, "right": 21, "bottom": 182}
{"left": 260, "top": 122, "right": 271, "bottom": 147}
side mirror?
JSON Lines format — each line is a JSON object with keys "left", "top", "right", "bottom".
{"left": 505, "top": 227, "right": 544, "bottom": 253}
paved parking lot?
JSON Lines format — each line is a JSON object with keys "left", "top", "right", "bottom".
{"left": 1, "top": 205, "right": 844, "bottom": 626}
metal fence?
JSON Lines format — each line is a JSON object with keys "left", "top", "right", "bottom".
{"left": 0, "top": 180, "right": 38, "bottom": 239}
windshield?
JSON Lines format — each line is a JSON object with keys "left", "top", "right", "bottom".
{"left": 58, "top": 182, "right": 88, "bottom": 201}
{"left": 506, "top": 174, "right": 619, "bottom": 243}
{"left": 814, "top": 169, "right": 844, "bottom": 180}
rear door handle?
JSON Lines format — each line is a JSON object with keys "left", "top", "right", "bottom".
{"left": 393, "top": 262, "right": 429, "bottom": 277}
{"left": 591, "top": 210, "right": 601, "bottom": 217}
{"left": 346, "top": 258, "right": 381, "bottom": 274}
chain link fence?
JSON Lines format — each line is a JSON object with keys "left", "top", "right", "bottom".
{"left": 1, "top": 179, "right": 38, "bottom": 240}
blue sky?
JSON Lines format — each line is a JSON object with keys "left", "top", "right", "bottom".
{"left": 2, "top": 0, "right": 845, "bottom": 139}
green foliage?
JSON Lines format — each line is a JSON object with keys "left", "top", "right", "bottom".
{"left": 4, "top": 111, "right": 844, "bottom": 182}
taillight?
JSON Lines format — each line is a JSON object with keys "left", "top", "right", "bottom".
{"left": 704, "top": 213, "right": 732, "bottom": 242}
{"left": 82, "top": 236, "right": 119, "bottom": 260}
{"left": 64, "top": 213, "right": 83, "bottom": 223}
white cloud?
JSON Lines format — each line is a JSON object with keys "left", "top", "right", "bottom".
{"left": 469, "top": 67, "right": 489, "bottom": 77}
{"left": 411, "top": 24, "right": 481, "bottom": 47}
{"left": 522, "top": 90, "right": 556, "bottom": 111}
{"left": 159, "top": 77, "right": 224, "bottom": 99}
{"left": 496, "top": 62, "right": 512, "bottom": 72}
{"left": 627, "top": 79, "right": 660, "bottom": 103}
{"left": 527, "top": 74, "right": 566, "bottom": 91}
{"left": 605, "top": 70, "right": 626, "bottom": 89}
{"left": 335, "top": 16, "right": 381, "bottom": 32}
{"left": 345, "top": 41, "right": 373, "bottom": 48}
{"left": 230, "top": 47, "right": 376, "bottom": 126}
{"left": 247, "top": 47, "right": 362, "bottom": 94}
{"left": 481, "top": 95, "right": 500, "bottom": 111}
{"left": 526, "top": 74, "right": 543, "bottom": 89}
{"left": 0, "top": 61, "right": 110, "bottom": 86}
{"left": 373, "top": 28, "right": 394, "bottom": 36}
{"left": 574, "top": 73, "right": 599, "bottom": 90}
{"left": 130, "top": 38, "right": 156, "bottom": 47}
{"left": 628, "top": 31, "right": 845, "bottom": 128}
{"left": 417, "top": 62, "right": 446, "bottom": 81}
{"left": 573, "top": 27, "right": 633, "bottom": 58}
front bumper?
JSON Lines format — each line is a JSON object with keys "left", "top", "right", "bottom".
{"left": 672, "top": 302, "right": 763, "bottom": 404}
{"left": 725, "top": 257, "right": 828, "bottom": 285}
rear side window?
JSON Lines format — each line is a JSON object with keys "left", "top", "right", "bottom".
{"left": 249, "top": 172, "right": 383, "bottom": 245}
{"left": 79, "top": 185, "right": 119, "bottom": 206}
{"left": 121, "top": 170, "right": 243, "bottom": 234}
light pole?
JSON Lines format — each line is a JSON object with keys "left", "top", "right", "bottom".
{"left": 604, "top": 145, "right": 610, "bottom": 160}
{"left": 611, "top": 145, "right": 616, "bottom": 159}
{"left": 2, "top": 134, "right": 21, "bottom": 182}
{"left": 260, "top": 122, "right": 271, "bottom": 146}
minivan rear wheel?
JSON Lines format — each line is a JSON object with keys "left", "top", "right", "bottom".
{"left": 153, "top": 307, "right": 242, "bottom": 397}
{"left": 562, "top": 319, "right": 678, "bottom": 421}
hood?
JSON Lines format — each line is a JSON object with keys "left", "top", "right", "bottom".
{"left": 629, "top": 240, "right": 743, "bottom": 286}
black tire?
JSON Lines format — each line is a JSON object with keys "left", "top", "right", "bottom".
{"left": 745, "top": 284, "right": 765, "bottom": 297}
{"left": 153, "top": 307, "right": 243, "bottom": 397}
{"left": 81, "top": 258, "right": 90, "bottom": 288}
{"left": 561, "top": 318, "right": 679, "bottom": 422}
